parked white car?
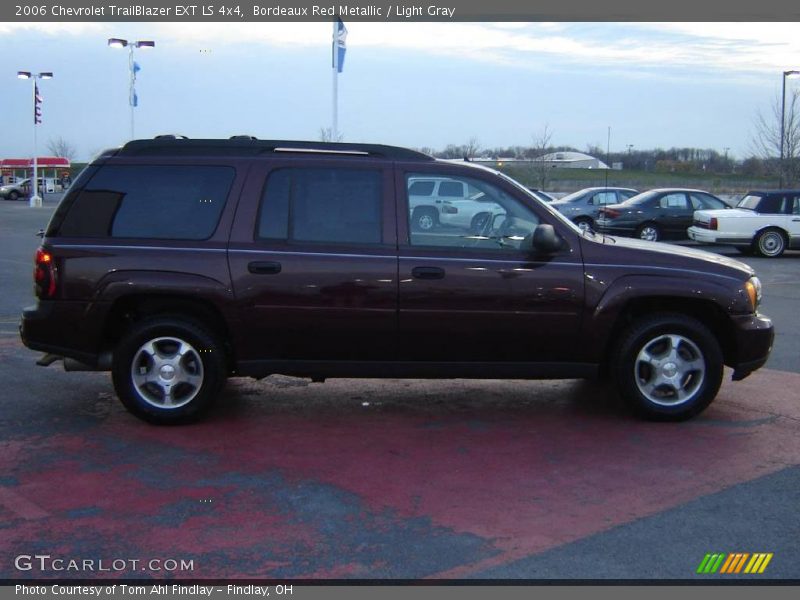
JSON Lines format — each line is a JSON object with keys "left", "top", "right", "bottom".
{"left": 407, "top": 176, "right": 502, "bottom": 232}
{"left": 688, "top": 190, "right": 800, "bottom": 257}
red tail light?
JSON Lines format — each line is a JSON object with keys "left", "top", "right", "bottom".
{"left": 602, "top": 208, "right": 621, "bottom": 219}
{"left": 709, "top": 217, "right": 718, "bottom": 230}
{"left": 34, "top": 247, "right": 57, "bottom": 299}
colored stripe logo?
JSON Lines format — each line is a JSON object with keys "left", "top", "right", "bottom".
{"left": 697, "top": 553, "right": 773, "bottom": 574}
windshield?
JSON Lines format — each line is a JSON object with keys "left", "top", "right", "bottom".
{"left": 623, "top": 191, "right": 660, "bottom": 205}
{"left": 556, "top": 189, "right": 592, "bottom": 203}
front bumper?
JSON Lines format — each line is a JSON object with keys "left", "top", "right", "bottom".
{"left": 730, "top": 313, "right": 774, "bottom": 381}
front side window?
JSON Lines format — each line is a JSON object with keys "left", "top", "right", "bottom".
{"left": 57, "top": 165, "right": 234, "bottom": 239}
{"left": 406, "top": 172, "right": 540, "bottom": 251}
{"left": 257, "top": 167, "right": 383, "bottom": 245}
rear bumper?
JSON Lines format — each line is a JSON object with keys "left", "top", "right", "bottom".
{"left": 20, "top": 301, "right": 105, "bottom": 367}
{"left": 730, "top": 313, "right": 774, "bottom": 381}
{"left": 595, "top": 222, "right": 634, "bottom": 235}
{"left": 687, "top": 227, "right": 752, "bottom": 245}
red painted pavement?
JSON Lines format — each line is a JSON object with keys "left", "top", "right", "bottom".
{"left": 2, "top": 368, "right": 799, "bottom": 579}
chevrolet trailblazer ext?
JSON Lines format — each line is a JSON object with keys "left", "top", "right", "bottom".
{"left": 20, "top": 138, "right": 774, "bottom": 423}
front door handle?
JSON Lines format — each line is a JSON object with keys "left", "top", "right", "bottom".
{"left": 412, "top": 266, "right": 445, "bottom": 280}
{"left": 248, "top": 261, "right": 282, "bottom": 275}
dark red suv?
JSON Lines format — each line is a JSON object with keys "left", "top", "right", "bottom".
{"left": 20, "top": 138, "right": 774, "bottom": 423}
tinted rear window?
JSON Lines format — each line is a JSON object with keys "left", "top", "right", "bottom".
{"left": 257, "top": 167, "right": 383, "bottom": 245}
{"left": 57, "top": 165, "right": 234, "bottom": 239}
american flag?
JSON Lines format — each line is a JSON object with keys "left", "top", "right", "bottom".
{"left": 34, "top": 82, "right": 42, "bottom": 124}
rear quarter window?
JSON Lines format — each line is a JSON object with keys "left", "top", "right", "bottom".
{"left": 56, "top": 165, "right": 235, "bottom": 240}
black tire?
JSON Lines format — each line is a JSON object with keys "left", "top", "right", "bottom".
{"left": 574, "top": 217, "right": 593, "bottom": 232}
{"left": 111, "top": 316, "right": 226, "bottom": 424}
{"left": 636, "top": 223, "right": 660, "bottom": 242}
{"left": 612, "top": 313, "right": 723, "bottom": 421}
{"left": 9, "top": 191, "right": 19, "bottom": 201}
{"left": 411, "top": 207, "right": 439, "bottom": 232}
{"left": 754, "top": 228, "right": 786, "bottom": 258}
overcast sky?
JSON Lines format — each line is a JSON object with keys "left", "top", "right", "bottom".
{"left": 0, "top": 21, "right": 798, "bottom": 162}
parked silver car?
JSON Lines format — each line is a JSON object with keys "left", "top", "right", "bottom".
{"left": 550, "top": 187, "right": 639, "bottom": 231}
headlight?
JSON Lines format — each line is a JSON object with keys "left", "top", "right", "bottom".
{"left": 744, "top": 276, "right": 762, "bottom": 310}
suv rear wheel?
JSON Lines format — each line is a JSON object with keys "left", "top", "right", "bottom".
{"left": 613, "top": 313, "right": 723, "bottom": 421}
{"left": 112, "top": 316, "right": 226, "bottom": 424}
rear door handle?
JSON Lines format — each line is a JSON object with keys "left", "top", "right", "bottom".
{"left": 248, "top": 261, "right": 282, "bottom": 275}
{"left": 412, "top": 266, "right": 445, "bottom": 280}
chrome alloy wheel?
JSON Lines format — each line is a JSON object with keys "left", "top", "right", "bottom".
{"left": 634, "top": 334, "right": 705, "bottom": 406}
{"left": 757, "top": 230, "right": 785, "bottom": 257}
{"left": 639, "top": 225, "right": 659, "bottom": 241}
{"left": 417, "top": 213, "right": 435, "bottom": 230}
{"left": 130, "top": 337, "right": 204, "bottom": 409}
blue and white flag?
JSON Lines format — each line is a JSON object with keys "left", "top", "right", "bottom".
{"left": 34, "top": 82, "right": 43, "bottom": 124}
{"left": 333, "top": 18, "right": 347, "bottom": 73}
{"left": 130, "top": 61, "right": 140, "bottom": 107}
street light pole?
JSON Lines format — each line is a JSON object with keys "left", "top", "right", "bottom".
{"left": 108, "top": 38, "right": 155, "bottom": 141}
{"left": 780, "top": 69, "right": 800, "bottom": 187}
{"left": 17, "top": 70, "right": 53, "bottom": 208}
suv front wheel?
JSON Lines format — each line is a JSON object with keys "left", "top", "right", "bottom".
{"left": 112, "top": 316, "right": 226, "bottom": 424}
{"left": 613, "top": 313, "right": 723, "bottom": 421}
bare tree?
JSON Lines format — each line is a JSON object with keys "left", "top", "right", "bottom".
{"left": 319, "top": 127, "right": 343, "bottom": 143}
{"left": 464, "top": 137, "right": 480, "bottom": 160}
{"left": 47, "top": 136, "right": 78, "bottom": 162}
{"left": 751, "top": 89, "right": 800, "bottom": 186}
{"left": 530, "top": 125, "right": 554, "bottom": 189}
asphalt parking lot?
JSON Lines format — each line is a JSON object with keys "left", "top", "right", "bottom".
{"left": 1, "top": 199, "right": 799, "bottom": 581}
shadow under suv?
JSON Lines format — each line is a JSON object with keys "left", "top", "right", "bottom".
{"left": 20, "top": 138, "right": 774, "bottom": 423}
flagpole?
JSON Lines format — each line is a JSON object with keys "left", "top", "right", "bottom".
{"left": 332, "top": 19, "right": 338, "bottom": 141}
{"left": 129, "top": 45, "right": 135, "bottom": 140}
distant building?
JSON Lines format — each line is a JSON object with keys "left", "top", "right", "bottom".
{"left": 472, "top": 151, "right": 609, "bottom": 170}
{"left": 0, "top": 157, "right": 71, "bottom": 188}
{"left": 534, "top": 151, "right": 609, "bottom": 169}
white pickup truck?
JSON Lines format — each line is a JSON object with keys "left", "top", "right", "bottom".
{"left": 407, "top": 176, "right": 502, "bottom": 232}
{"left": 688, "top": 190, "right": 800, "bottom": 257}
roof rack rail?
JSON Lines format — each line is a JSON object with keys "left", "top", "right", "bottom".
{"left": 154, "top": 134, "right": 189, "bottom": 140}
{"left": 118, "top": 138, "right": 434, "bottom": 161}
{"left": 230, "top": 135, "right": 258, "bottom": 140}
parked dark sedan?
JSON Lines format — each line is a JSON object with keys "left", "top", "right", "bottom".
{"left": 596, "top": 188, "right": 729, "bottom": 241}
{"left": 550, "top": 187, "right": 639, "bottom": 231}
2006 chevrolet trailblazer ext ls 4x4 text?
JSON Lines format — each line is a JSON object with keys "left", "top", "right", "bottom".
{"left": 20, "top": 138, "right": 774, "bottom": 424}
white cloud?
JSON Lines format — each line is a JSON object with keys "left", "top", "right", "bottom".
{"left": 1, "top": 21, "right": 797, "bottom": 76}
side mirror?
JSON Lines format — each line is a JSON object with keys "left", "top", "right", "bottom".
{"left": 526, "top": 223, "right": 561, "bottom": 254}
